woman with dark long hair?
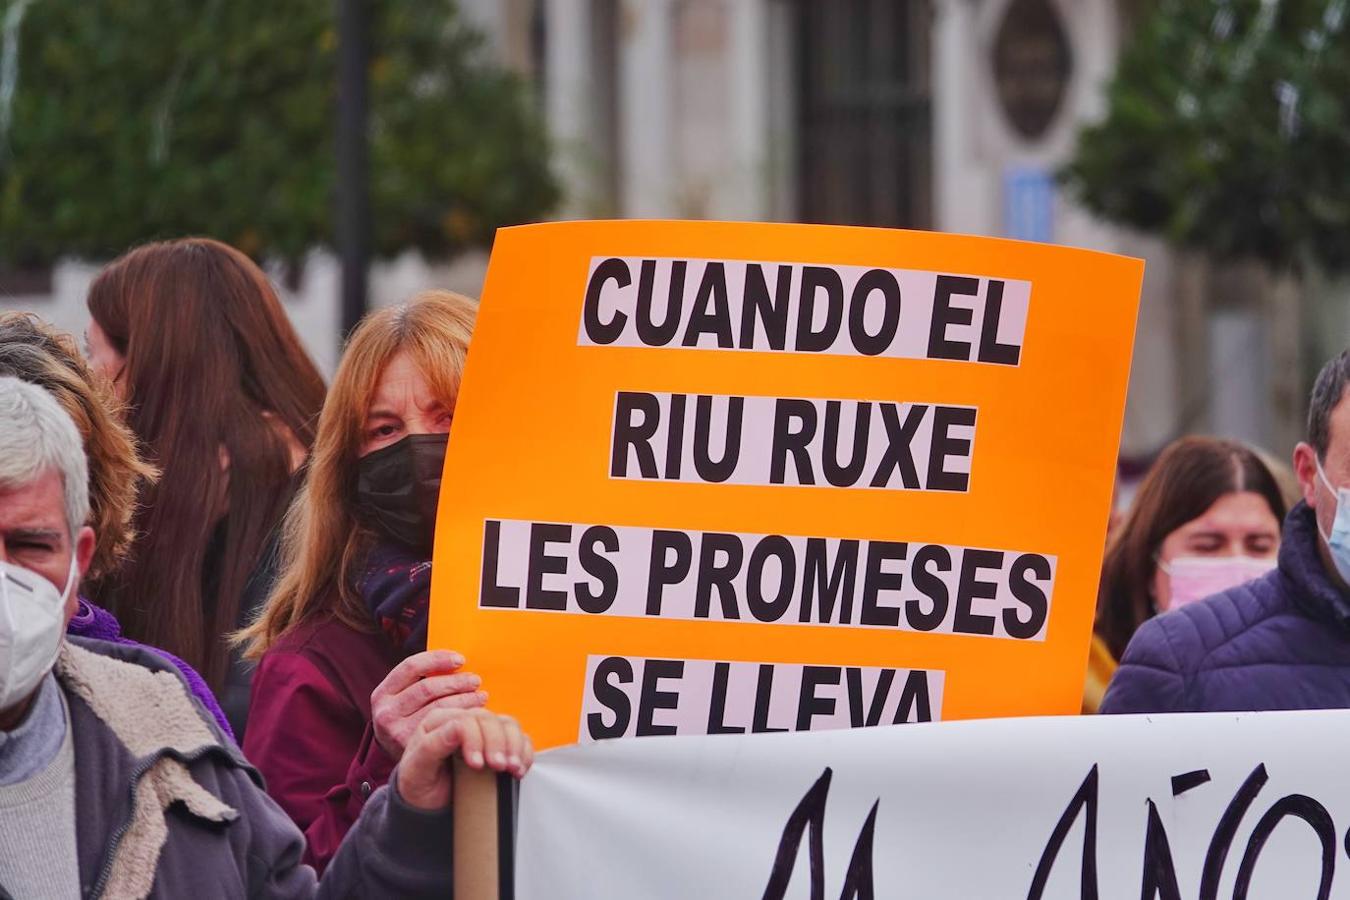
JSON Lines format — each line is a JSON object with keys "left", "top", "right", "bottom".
{"left": 1086, "top": 437, "right": 1287, "bottom": 711}
{"left": 83, "top": 238, "right": 326, "bottom": 735}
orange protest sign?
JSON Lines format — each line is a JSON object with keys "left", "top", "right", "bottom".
{"left": 429, "top": 220, "right": 1142, "bottom": 751}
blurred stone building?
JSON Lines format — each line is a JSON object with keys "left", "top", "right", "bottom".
{"left": 3, "top": 0, "right": 1327, "bottom": 466}
{"left": 462, "top": 0, "right": 1319, "bottom": 467}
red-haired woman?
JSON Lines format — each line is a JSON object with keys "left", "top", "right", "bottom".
{"left": 83, "top": 238, "right": 326, "bottom": 736}
{"left": 237, "top": 291, "right": 522, "bottom": 873}
{"left": 1085, "top": 437, "right": 1287, "bottom": 711}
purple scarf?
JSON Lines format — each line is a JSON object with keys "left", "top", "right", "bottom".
{"left": 358, "top": 543, "right": 432, "bottom": 656}
{"left": 66, "top": 597, "right": 235, "bottom": 739}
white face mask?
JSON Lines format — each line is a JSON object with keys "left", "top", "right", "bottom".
{"left": 0, "top": 552, "right": 77, "bottom": 713}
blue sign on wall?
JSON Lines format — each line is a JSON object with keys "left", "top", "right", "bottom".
{"left": 1003, "top": 167, "right": 1054, "bottom": 243}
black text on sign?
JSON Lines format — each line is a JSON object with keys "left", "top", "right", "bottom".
{"left": 579, "top": 256, "right": 1028, "bottom": 364}
{"left": 610, "top": 392, "right": 977, "bottom": 490}
{"left": 480, "top": 519, "right": 1055, "bottom": 641}
{"left": 579, "top": 655, "right": 945, "bottom": 742}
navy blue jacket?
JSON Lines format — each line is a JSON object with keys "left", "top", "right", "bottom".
{"left": 1101, "top": 502, "right": 1350, "bottom": 714}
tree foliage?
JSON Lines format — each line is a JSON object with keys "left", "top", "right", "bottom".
{"left": 0, "top": 0, "right": 558, "bottom": 267}
{"left": 1063, "top": 0, "right": 1350, "bottom": 273}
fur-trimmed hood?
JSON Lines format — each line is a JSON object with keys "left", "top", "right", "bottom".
{"left": 55, "top": 639, "right": 245, "bottom": 899}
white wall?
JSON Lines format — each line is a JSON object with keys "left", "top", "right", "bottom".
{"left": 0, "top": 249, "right": 490, "bottom": 380}
{"left": 544, "top": 0, "right": 776, "bottom": 221}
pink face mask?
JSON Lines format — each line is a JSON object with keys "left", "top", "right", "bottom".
{"left": 1160, "top": 556, "right": 1276, "bottom": 610}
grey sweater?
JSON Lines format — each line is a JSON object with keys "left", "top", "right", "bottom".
{"left": 0, "top": 675, "right": 78, "bottom": 898}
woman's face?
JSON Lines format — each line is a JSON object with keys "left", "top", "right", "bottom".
{"left": 84, "top": 319, "right": 127, "bottom": 400}
{"left": 1151, "top": 491, "right": 1281, "bottom": 611}
{"left": 359, "top": 351, "right": 454, "bottom": 458}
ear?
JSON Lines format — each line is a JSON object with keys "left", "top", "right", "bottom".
{"left": 64, "top": 526, "right": 96, "bottom": 624}
{"left": 1293, "top": 442, "right": 1320, "bottom": 509}
{"left": 73, "top": 525, "right": 96, "bottom": 580}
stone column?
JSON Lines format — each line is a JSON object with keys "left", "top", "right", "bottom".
{"left": 1266, "top": 268, "right": 1305, "bottom": 456}
{"left": 545, "top": 0, "right": 595, "bottom": 217}
{"left": 727, "top": 0, "right": 769, "bottom": 220}
{"left": 1174, "top": 251, "right": 1212, "bottom": 436}
{"left": 618, "top": 0, "right": 675, "bottom": 217}
{"left": 931, "top": 0, "right": 993, "bottom": 234}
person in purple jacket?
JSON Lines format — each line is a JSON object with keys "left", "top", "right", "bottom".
{"left": 1103, "top": 349, "right": 1350, "bottom": 713}
{"left": 0, "top": 312, "right": 232, "bottom": 735}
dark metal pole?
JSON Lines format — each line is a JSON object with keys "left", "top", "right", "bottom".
{"left": 336, "top": 0, "right": 370, "bottom": 338}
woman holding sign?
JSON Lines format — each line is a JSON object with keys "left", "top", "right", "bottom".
{"left": 238, "top": 291, "right": 529, "bottom": 873}
{"left": 1085, "top": 437, "right": 1285, "bottom": 712}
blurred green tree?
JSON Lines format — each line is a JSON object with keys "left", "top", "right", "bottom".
{"left": 1063, "top": 0, "right": 1349, "bottom": 273}
{"left": 0, "top": 0, "right": 558, "bottom": 267}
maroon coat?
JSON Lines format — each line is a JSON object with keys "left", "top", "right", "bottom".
{"left": 244, "top": 614, "right": 401, "bottom": 874}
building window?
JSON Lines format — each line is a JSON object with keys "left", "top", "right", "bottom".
{"left": 794, "top": 0, "right": 932, "bottom": 229}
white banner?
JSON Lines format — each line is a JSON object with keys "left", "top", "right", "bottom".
{"left": 515, "top": 711, "right": 1350, "bottom": 898}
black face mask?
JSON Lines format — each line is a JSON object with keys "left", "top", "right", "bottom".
{"left": 354, "top": 433, "right": 449, "bottom": 554}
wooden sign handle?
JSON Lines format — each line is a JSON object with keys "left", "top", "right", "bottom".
{"left": 452, "top": 757, "right": 514, "bottom": 899}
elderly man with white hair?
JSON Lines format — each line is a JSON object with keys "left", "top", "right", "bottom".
{"left": 0, "top": 376, "right": 529, "bottom": 898}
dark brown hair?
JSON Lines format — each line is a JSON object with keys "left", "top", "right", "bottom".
{"left": 1095, "top": 436, "right": 1287, "bottom": 660}
{"left": 1309, "top": 348, "right": 1350, "bottom": 459}
{"left": 87, "top": 238, "right": 326, "bottom": 687}
{"left": 0, "top": 312, "right": 158, "bottom": 583}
